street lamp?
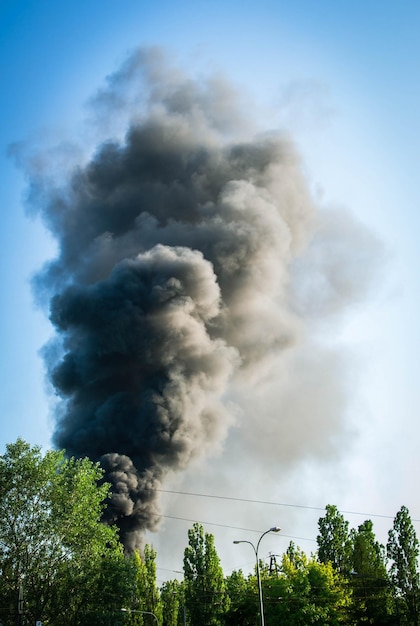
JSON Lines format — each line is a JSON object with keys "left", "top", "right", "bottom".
{"left": 121, "top": 608, "right": 159, "bottom": 624}
{"left": 234, "top": 526, "right": 281, "bottom": 626}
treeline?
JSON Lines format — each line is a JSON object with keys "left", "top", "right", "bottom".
{"left": 0, "top": 440, "right": 419, "bottom": 625}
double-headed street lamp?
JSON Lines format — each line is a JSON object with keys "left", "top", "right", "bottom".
{"left": 233, "top": 526, "right": 281, "bottom": 626}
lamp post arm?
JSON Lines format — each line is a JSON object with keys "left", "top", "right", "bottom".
{"left": 256, "top": 529, "right": 272, "bottom": 557}
{"left": 233, "top": 540, "right": 257, "bottom": 554}
{"left": 121, "top": 609, "right": 158, "bottom": 625}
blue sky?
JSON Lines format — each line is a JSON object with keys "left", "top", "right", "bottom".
{"left": 1, "top": 0, "right": 420, "bottom": 577}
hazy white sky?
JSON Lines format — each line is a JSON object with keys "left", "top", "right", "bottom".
{"left": 1, "top": 0, "right": 419, "bottom": 580}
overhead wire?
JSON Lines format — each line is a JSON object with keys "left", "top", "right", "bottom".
{"left": 155, "top": 488, "right": 420, "bottom": 523}
{"left": 154, "top": 513, "right": 316, "bottom": 543}
{"left": 151, "top": 488, "right": 419, "bottom": 582}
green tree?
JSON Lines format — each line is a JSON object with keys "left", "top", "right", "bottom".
{"left": 263, "top": 550, "right": 351, "bottom": 625}
{"left": 387, "top": 505, "right": 420, "bottom": 625}
{"left": 224, "top": 569, "right": 257, "bottom": 625}
{"left": 0, "top": 439, "right": 133, "bottom": 626}
{"left": 128, "top": 546, "right": 162, "bottom": 625}
{"left": 183, "top": 523, "right": 229, "bottom": 625}
{"left": 350, "top": 519, "right": 393, "bottom": 624}
{"left": 286, "top": 541, "right": 308, "bottom": 569}
{"left": 160, "top": 579, "right": 185, "bottom": 626}
{"left": 317, "top": 505, "right": 353, "bottom": 575}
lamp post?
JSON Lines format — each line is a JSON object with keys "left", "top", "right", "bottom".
{"left": 121, "top": 608, "right": 159, "bottom": 625}
{"left": 234, "top": 526, "right": 281, "bottom": 626}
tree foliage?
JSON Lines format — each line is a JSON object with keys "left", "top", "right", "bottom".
{"left": 160, "top": 579, "right": 185, "bottom": 626}
{"left": 262, "top": 548, "right": 351, "bottom": 625}
{"left": 349, "top": 520, "right": 392, "bottom": 624}
{"left": 224, "top": 569, "right": 257, "bottom": 625}
{"left": 183, "top": 522, "right": 230, "bottom": 625}
{"left": 0, "top": 438, "right": 133, "bottom": 626}
{"left": 317, "top": 504, "right": 353, "bottom": 575}
{"left": 387, "top": 505, "right": 420, "bottom": 625}
{"left": 127, "top": 547, "right": 163, "bottom": 625}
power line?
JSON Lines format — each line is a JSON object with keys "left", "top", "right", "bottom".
{"left": 155, "top": 513, "right": 316, "bottom": 543}
{"left": 156, "top": 488, "right": 420, "bottom": 523}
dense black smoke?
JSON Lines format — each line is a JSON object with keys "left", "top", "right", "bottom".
{"left": 20, "top": 49, "right": 380, "bottom": 551}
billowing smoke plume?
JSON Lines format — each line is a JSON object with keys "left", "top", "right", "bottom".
{"left": 19, "top": 49, "right": 380, "bottom": 551}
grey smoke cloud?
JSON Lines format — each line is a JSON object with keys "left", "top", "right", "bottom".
{"left": 18, "top": 48, "right": 381, "bottom": 551}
